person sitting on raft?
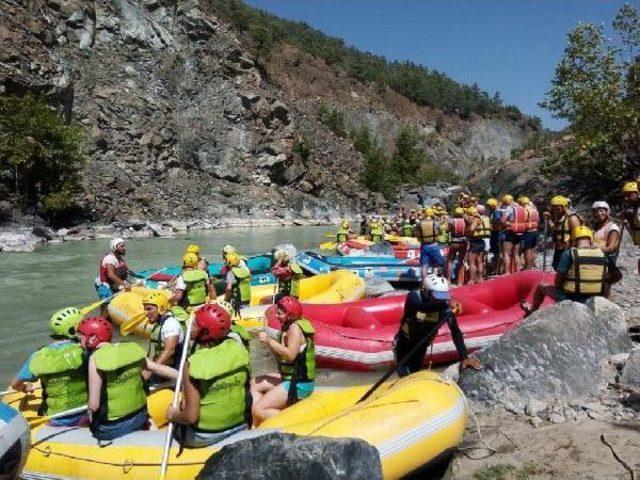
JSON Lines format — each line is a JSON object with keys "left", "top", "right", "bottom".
{"left": 171, "top": 253, "right": 215, "bottom": 310}
{"left": 94, "top": 238, "right": 132, "bottom": 301}
{"left": 336, "top": 220, "right": 353, "bottom": 244}
{"left": 185, "top": 244, "right": 209, "bottom": 272}
{"left": 252, "top": 296, "right": 315, "bottom": 426}
{"left": 166, "top": 304, "right": 251, "bottom": 447}
{"left": 142, "top": 291, "right": 185, "bottom": 372}
{"left": 521, "top": 226, "right": 610, "bottom": 316}
{"left": 78, "top": 317, "right": 177, "bottom": 441}
{"left": 9, "top": 307, "right": 89, "bottom": 427}
{"left": 393, "top": 274, "right": 481, "bottom": 377}
{"left": 269, "top": 248, "right": 304, "bottom": 303}
{"left": 224, "top": 252, "right": 252, "bottom": 314}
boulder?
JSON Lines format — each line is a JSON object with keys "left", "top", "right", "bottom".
{"left": 0, "top": 231, "right": 43, "bottom": 252}
{"left": 31, "top": 226, "right": 57, "bottom": 241}
{"left": 620, "top": 351, "right": 640, "bottom": 389}
{"left": 364, "top": 277, "right": 396, "bottom": 298}
{"left": 459, "top": 299, "right": 631, "bottom": 413}
{"left": 196, "top": 433, "right": 382, "bottom": 480}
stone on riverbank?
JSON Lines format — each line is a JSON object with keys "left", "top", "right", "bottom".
{"left": 197, "top": 433, "right": 382, "bottom": 480}
{"left": 0, "top": 230, "right": 43, "bottom": 252}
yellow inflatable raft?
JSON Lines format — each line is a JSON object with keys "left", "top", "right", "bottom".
{"left": 8, "top": 371, "right": 466, "bottom": 480}
{"left": 108, "top": 270, "right": 365, "bottom": 336}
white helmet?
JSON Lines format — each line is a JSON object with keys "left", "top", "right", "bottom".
{"left": 591, "top": 201, "right": 610, "bottom": 214}
{"left": 110, "top": 237, "right": 125, "bottom": 253}
{"left": 222, "top": 245, "right": 236, "bottom": 254}
{"left": 422, "top": 274, "right": 450, "bottom": 300}
{"left": 273, "top": 248, "right": 289, "bottom": 262}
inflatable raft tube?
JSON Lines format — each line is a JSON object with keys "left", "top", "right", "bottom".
{"left": 267, "top": 270, "right": 555, "bottom": 370}
{"left": 15, "top": 371, "right": 465, "bottom": 480}
{"left": 0, "top": 402, "right": 30, "bottom": 479}
{"left": 108, "top": 271, "right": 366, "bottom": 335}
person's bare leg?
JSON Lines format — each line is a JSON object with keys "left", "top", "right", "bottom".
{"left": 468, "top": 252, "right": 478, "bottom": 284}
{"left": 252, "top": 385, "right": 289, "bottom": 426}
{"left": 502, "top": 242, "right": 513, "bottom": 274}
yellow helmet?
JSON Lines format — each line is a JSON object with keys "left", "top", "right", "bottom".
{"left": 486, "top": 198, "right": 498, "bottom": 208}
{"left": 572, "top": 225, "right": 593, "bottom": 240}
{"left": 226, "top": 251, "right": 241, "bottom": 267}
{"left": 501, "top": 194, "right": 514, "bottom": 203}
{"left": 341, "top": 220, "right": 350, "bottom": 228}
{"left": 142, "top": 291, "right": 170, "bottom": 315}
{"left": 454, "top": 207, "right": 464, "bottom": 217}
{"left": 185, "top": 244, "right": 201, "bottom": 255}
{"left": 622, "top": 181, "right": 639, "bottom": 194}
{"left": 423, "top": 207, "right": 435, "bottom": 217}
{"left": 550, "top": 195, "right": 569, "bottom": 207}
{"left": 466, "top": 206, "right": 478, "bottom": 216}
{"left": 370, "top": 220, "right": 380, "bottom": 227}
{"left": 517, "top": 196, "right": 530, "bottom": 206}
{"left": 182, "top": 252, "right": 199, "bottom": 268}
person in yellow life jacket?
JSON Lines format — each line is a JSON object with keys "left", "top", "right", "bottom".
{"left": 521, "top": 226, "right": 609, "bottom": 316}
{"left": 270, "top": 248, "right": 304, "bottom": 303}
{"left": 369, "top": 219, "right": 384, "bottom": 243}
{"left": 142, "top": 291, "right": 185, "bottom": 372}
{"left": 9, "top": 307, "right": 89, "bottom": 427}
{"left": 224, "top": 252, "right": 252, "bottom": 313}
{"left": 185, "top": 244, "right": 209, "bottom": 272}
{"left": 518, "top": 196, "right": 540, "bottom": 270}
{"left": 252, "top": 296, "right": 315, "bottom": 426}
{"left": 621, "top": 181, "right": 640, "bottom": 273}
{"left": 79, "top": 317, "right": 176, "bottom": 441}
{"left": 415, "top": 208, "right": 444, "bottom": 278}
{"left": 544, "top": 195, "right": 582, "bottom": 272}
{"left": 172, "top": 253, "right": 215, "bottom": 309}
{"left": 165, "top": 304, "right": 251, "bottom": 447}
{"left": 466, "top": 206, "right": 490, "bottom": 284}
{"left": 446, "top": 207, "right": 468, "bottom": 286}
{"left": 336, "top": 220, "right": 352, "bottom": 244}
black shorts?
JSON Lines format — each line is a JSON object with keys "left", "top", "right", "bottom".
{"left": 504, "top": 231, "right": 523, "bottom": 245}
{"left": 552, "top": 248, "right": 566, "bottom": 271}
{"left": 468, "top": 237, "right": 486, "bottom": 254}
{"left": 521, "top": 231, "right": 539, "bottom": 250}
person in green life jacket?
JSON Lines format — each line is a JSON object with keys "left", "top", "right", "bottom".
{"left": 369, "top": 218, "right": 384, "bottom": 243}
{"left": 224, "top": 252, "right": 252, "bottom": 314}
{"left": 171, "top": 253, "right": 216, "bottom": 309}
{"left": 402, "top": 217, "right": 415, "bottom": 237}
{"left": 166, "top": 303, "right": 252, "bottom": 447}
{"left": 252, "top": 296, "right": 315, "bottom": 426}
{"left": 336, "top": 220, "right": 353, "bottom": 244}
{"left": 79, "top": 317, "right": 177, "bottom": 441}
{"left": 270, "top": 248, "right": 304, "bottom": 303}
{"left": 9, "top": 307, "right": 89, "bottom": 427}
{"left": 185, "top": 244, "right": 209, "bottom": 272}
{"left": 142, "top": 291, "right": 185, "bottom": 372}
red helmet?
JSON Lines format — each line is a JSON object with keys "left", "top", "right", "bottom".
{"left": 194, "top": 304, "right": 231, "bottom": 343}
{"left": 77, "top": 316, "right": 113, "bottom": 349}
{"left": 276, "top": 296, "right": 303, "bottom": 323}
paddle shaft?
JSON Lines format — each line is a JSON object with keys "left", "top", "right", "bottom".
{"left": 158, "top": 311, "right": 196, "bottom": 480}
{"left": 357, "top": 316, "right": 447, "bottom": 403}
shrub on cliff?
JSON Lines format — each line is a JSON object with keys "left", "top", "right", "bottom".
{"left": 0, "top": 93, "right": 86, "bottom": 222}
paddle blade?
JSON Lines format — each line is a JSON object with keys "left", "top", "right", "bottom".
{"left": 320, "top": 242, "right": 337, "bottom": 250}
{"left": 80, "top": 298, "right": 109, "bottom": 315}
{"left": 120, "top": 313, "right": 148, "bottom": 336}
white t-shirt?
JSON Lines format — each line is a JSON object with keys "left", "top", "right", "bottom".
{"left": 96, "top": 253, "right": 122, "bottom": 287}
{"left": 159, "top": 316, "right": 184, "bottom": 343}
{"left": 173, "top": 275, "right": 186, "bottom": 291}
{"left": 595, "top": 222, "right": 620, "bottom": 248}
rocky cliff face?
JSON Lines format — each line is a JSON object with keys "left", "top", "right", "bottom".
{"left": 1, "top": 0, "right": 531, "bottom": 223}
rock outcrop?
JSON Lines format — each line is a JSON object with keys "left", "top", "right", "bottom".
{"left": 197, "top": 433, "right": 383, "bottom": 480}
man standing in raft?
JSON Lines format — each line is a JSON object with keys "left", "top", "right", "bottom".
{"left": 95, "top": 238, "right": 132, "bottom": 300}
{"left": 394, "top": 274, "right": 480, "bottom": 377}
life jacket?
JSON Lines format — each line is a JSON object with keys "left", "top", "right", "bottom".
{"left": 277, "top": 262, "right": 304, "bottom": 298}
{"left": 436, "top": 221, "right": 449, "bottom": 244}
{"left": 98, "top": 253, "right": 128, "bottom": 287}
{"left": 525, "top": 205, "right": 540, "bottom": 232}
{"left": 29, "top": 343, "right": 87, "bottom": 416}
{"left": 402, "top": 222, "right": 414, "bottom": 238}
{"left": 188, "top": 338, "right": 251, "bottom": 432}
{"left": 278, "top": 319, "right": 315, "bottom": 384}
{"left": 450, "top": 218, "right": 466, "bottom": 240}
{"left": 180, "top": 269, "right": 209, "bottom": 307}
{"left": 92, "top": 343, "right": 147, "bottom": 422}
{"left": 553, "top": 213, "right": 581, "bottom": 249}
{"left": 507, "top": 205, "right": 528, "bottom": 233}
{"left": 563, "top": 248, "right": 607, "bottom": 296}
{"left": 401, "top": 290, "right": 443, "bottom": 337}
{"left": 369, "top": 225, "right": 384, "bottom": 243}
{"left": 229, "top": 324, "right": 251, "bottom": 349}
{"left": 416, "top": 220, "right": 437, "bottom": 244}
{"left": 471, "top": 215, "right": 491, "bottom": 238}
{"left": 336, "top": 227, "right": 349, "bottom": 243}
{"left": 490, "top": 208, "right": 504, "bottom": 232}
{"left": 231, "top": 265, "right": 252, "bottom": 306}
{"left": 148, "top": 313, "right": 184, "bottom": 368}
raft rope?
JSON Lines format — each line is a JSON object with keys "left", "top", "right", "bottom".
{"left": 457, "top": 403, "right": 498, "bottom": 460}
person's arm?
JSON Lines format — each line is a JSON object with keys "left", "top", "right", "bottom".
{"left": 166, "top": 364, "right": 200, "bottom": 425}
{"left": 87, "top": 356, "right": 102, "bottom": 414}
{"left": 224, "top": 271, "right": 235, "bottom": 302}
{"left": 603, "top": 230, "right": 621, "bottom": 254}
{"left": 145, "top": 358, "right": 178, "bottom": 380}
{"left": 154, "top": 335, "right": 179, "bottom": 367}
{"left": 9, "top": 377, "right": 34, "bottom": 393}
{"left": 568, "top": 215, "right": 581, "bottom": 246}
{"left": 443, "top": 308, "right": 481, "bottom": 370}
{"left": 259, "top": 324, "right": 303, "bottom": 362}
{"left": 208, "top": 278, "right": 218, "bottom": 299}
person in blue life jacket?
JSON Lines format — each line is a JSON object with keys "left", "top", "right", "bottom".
{"left": 9, "top": 307, "right": 89, "bottom": 427}
{"left": 79, "top": 317, "right": 177, "bottom": 441}
{"left": 165, "top": 304, "right": 252, "bottom": 447}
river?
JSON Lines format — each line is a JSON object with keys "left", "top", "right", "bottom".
{"left": 0, "top": 225, "right": 390, "bottom": 386}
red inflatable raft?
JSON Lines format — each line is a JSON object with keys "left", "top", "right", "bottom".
{"left": 266, "top": 270, "right": 554, "bottom": 371}
{"left": 341, "top": 240, "right": 422, "bottom": 260}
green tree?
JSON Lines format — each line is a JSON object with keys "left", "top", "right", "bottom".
{"left": 540, "top": 3, "right": 640, "bottom": 197}
{"left": 0, "top": 94, "right": 86, "bottom": 220}
{"left": 392, "top": 125, "right": 428, "bottom": 182}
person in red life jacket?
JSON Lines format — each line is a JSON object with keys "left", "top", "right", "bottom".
{"left": 500, "top": 194, "right": 526, "bottom": 273}
{"left": 266, "top": 248, "right": 304, "bottom": 304}
{"left": 80, "top": 317, "right": 176, "bottom": 441}
{"left": 94, "top": 238, "right": 132, "bottom": 301}
{"left": 446, "top": 207, "right": 468, "bottom": 286}
{"left": 518, "top": 197, "right": 540, "bottom": 270}
{"left": 252, "top": 296, "right": 315, "bottom": 426}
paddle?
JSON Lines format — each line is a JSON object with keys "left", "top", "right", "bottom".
{"left": 0, "top": 385, "right": 42, "bottom": 396}
{"left": 357, "top": 315, "right": 447, "bottom": 404}
{"left": 319, "top": 241, "right": 337, "bottom": 250}
{"left": 158, "top": 311, "right": 195, "bottom": 480}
